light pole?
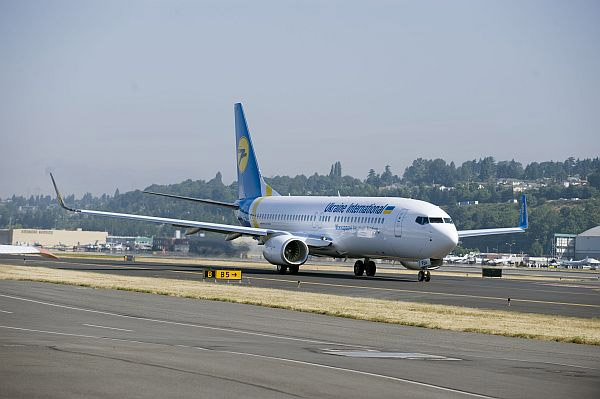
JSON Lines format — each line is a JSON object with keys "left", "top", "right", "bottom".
{"left": 505, "top": 242, "right": 515, "bottom": 255}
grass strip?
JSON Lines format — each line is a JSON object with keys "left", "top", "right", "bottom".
{"left": 1, "top": 264, "right": 599, "bottom": 345}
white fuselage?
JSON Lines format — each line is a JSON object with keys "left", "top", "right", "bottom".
{"left": 236, "top": 196, "right": 459, "bottom": 261}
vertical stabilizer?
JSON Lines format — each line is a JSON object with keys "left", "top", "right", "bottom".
{"left": 234, "top": 103, "right": 279, "bottom": 200}
{"left": 519, "top": 194, "right": 528, "bottom": 229}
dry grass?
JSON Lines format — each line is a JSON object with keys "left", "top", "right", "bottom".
{"left": 1, "top": 263, "right": 599, "bottom": 345}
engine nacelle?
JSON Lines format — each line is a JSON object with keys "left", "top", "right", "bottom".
{"left": 262, "top": 235, "right": 309, "bottom": 266}
{"left": 400, "top": 258, "right": 443, "bottom": 270}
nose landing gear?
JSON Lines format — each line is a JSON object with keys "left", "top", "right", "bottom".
{"left": 417, "top": 270, "right": 431, "bottom": 282}
{"left": 354, "top": 259, "right": 377, "bottom": 277}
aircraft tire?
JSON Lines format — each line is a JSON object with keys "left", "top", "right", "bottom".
{"left": 277, "top": 265, "right": 288, "bottom": 274}
{"left": 365, "top": 261, "right": 376, "bottom": 277}
{"left": 289, "top": 265, "right": 299, "bottom": 274}
{"left": 354, "top": 260, "right": 365, "bottom": 276}
{"left": 418, "top": 270, "right": 425, "bottom": 282}
{"left": 425, "top": 270, "right": 431, "bottom": 282}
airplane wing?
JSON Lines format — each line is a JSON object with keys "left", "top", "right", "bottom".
{"left": 51, "top": 174, "right": 276, "bottom": 238}
{"left": 0, "top": 245, "right": 58, "bottom": 259}
{"left": 458, "top": 227, "right": 526, "bottom": 238}
{"left": 458, "top": 194, "right": 528, "bottom": 239}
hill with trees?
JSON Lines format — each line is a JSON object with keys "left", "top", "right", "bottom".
{"left": 1, "top": 157, "right": 598, "bottom": 256}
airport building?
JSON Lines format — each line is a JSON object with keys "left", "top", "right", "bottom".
{"left": 0, "top": 228, "right": 108, "bottom": 248}
{"left": 553, "top": 233, "right": 576, "bottom": 260}
{"left": 107, "top": 236, "right": 153, "bottom": 250}
{"left": 152, "top": 237, "right": 190, "bottom": 253}
{"left": 575, "top": 226, "right": 600, "bottom": 260}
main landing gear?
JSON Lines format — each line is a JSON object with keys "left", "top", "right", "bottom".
{"left": 354, "top": 259, "right": 377, "bottom": 277}
{"left": 417, "top": 270, "right": 431, "bottom": 282}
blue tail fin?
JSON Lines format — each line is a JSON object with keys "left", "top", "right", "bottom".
{"left": 234, "top": 103, "right": 279, "bottom": 200}
{"left": 519, "top": 194, "right": 528, "bottom": 229}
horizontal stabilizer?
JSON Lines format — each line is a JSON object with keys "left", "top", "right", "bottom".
{"left": 143, "top": 191, "right": 238, "bottom": 209}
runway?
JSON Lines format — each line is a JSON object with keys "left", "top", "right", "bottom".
{"left": 1, "top": 256, "right": 599, "bottom": 318}
{"left": 1, "top": 280, "right": 598, "bottom": 398}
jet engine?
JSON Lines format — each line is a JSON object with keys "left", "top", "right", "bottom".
{"left": 263, "top": 235, "right": 309, "bottom": 266}
{"left": 400, "top": 258, "right": 443, "bottom": 270}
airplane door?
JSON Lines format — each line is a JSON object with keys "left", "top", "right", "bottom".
{"left": 394, "top": 208, "right": 409, "bottom": 237}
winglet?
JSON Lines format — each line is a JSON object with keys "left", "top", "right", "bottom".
{"left": 50, "top": 173, "right": 78, "bottom": 212}
{"left": 519, "top": 194, "right": 528, "bottom": 229}
{"left": 38, "top": 247, "right": 59, "bottom": 259}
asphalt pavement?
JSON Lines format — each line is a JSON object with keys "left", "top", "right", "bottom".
{"left": 1, "top": 280, "right": 598, "bottom": 398}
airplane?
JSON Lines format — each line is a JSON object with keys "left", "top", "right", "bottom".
{"left": 484, "top": 254, "right": 513, "bottom": 266}
{"left": 50, "top": 103, "right": 528, "bottom": 282}
{"left": 443, "top": 254, "right": 469, "bottom": 264}
{"left": 559, "top": 257, "right": 600, "bottom": 268}
{"left": 0, "top": 245, "right": 58, "bottom": 259}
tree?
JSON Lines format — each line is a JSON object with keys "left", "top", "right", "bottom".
{"left": 588, "top": 171, "right": 600, "bottom": 189}
{"left": 380, "top": 165, "right": 394, "bottom": 186}
{"left": 530, "top": 241, "right": 543, "bottom": 257}
{"left": 478, "top": 157, "right": 496, "bottom": 180}
{"left": 366, "top": 169, "right": 379, "bottom": 186}
{"left": 329, "top": 161, "right": 342, "bottom": 179}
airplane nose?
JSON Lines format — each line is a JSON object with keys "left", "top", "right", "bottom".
{"left": 435, "top": 228, "right": 458, "bottom": 256}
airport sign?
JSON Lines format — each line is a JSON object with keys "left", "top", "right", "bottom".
{"left": 204, "top": 269, "right": 242, "bottom": 280}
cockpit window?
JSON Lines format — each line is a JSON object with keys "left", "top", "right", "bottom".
{"left": 415, "top": 216, "right": 429, "bottom": 225}
{"left": 443, "top": 217, "right": 453, "bottom": 224}
{"left": 429, "top": 217, "right": 444, "bottom": 223}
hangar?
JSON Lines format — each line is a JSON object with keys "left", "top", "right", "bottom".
{"left": 575, "top": 226, "right": 600, "bottom": 260}
{"left": 0, "top": 228, "right": 107, "bottom": 248}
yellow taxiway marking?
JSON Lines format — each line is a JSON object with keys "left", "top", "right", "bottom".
{"left": 243, "top": 276, "right": 600, "bottom": 309}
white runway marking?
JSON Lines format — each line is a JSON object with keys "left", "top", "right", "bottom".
{"left": 0, "top": 309, "right": 13, "bottom": 313}
{"left": 83, "top": 323, "right": 134, "bottom": 332}
{"left": 321, "top": 349, "right": 461, "bottom": 360}
{"left": 0, "top": 324, "right": 497, "bottom": 398}
{"left": 193, "top": 347, "right": 499, "bottom": 399}
{"left": 2, "top": 291, "right": 596, "bottom": 371}
{"left": 0, "top": 293, "right": 368, "bottom": 348}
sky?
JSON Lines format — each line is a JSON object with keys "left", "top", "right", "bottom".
{"left": 1, "top": 0, "right": 599, "bottom": 198}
